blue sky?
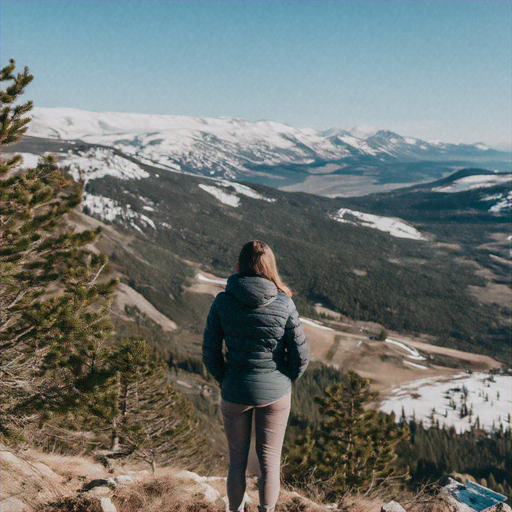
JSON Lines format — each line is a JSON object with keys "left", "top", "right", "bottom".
{"left": 1, "top": 0, "right": 511, "bottom": 148}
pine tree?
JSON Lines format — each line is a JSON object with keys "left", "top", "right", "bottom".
{"left": 377, "top": 328, "right": 388, "bottom": 341}
{"left": 488, "top": 472, "right": 497, "bottom": 490}
{"left": 285, "top": 370, "right": 409, "bottom": 499}
{"left": 1, "top": 61, "right": 215, "bottom": 473}
{"left": 80, "top": 339, "right": 206, "bottom": 472}
{"left": 0, "top": 60, "right": 118, "bottom": 439}
{"left": 400, "top": 406, "right": 407, "bottom": 425}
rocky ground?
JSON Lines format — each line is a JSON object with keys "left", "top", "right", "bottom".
{"left": 4, "top": 444, "right": 509, "bottom": 512}
{"left": 0, "top": 445, "right": 331, "bottom": 512}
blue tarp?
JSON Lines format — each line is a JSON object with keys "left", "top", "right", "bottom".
{"left": 445, "top": 478, "right": 507, "bottom": 512}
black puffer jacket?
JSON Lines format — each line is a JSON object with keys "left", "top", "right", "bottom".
{"left": 202, "top": 274, "right": 310, "bottom": 405}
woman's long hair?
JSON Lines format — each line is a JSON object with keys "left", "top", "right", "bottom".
{"left": 237, "top": 240, "right": 292, "bottom": 297}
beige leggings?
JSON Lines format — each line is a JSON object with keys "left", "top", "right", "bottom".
{"left": 221, "top": 392, "right": 292, "bottom": 512}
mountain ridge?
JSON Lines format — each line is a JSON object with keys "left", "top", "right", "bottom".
{"left": 27, "top": 107, "right": 511, "bottom": 196}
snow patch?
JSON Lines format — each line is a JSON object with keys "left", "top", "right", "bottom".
{"left": 386, "top": 339, "right": 426, "bottom": 361}
{"left": 60, "top": 147, "right": 149, "bottom": 184}
{"left": 139, "top": 214, "right": 156, "bottom": 229}
{"left": 82, "top": 193, "right": 154, "bottom": 233}
{"left": 489, "top": 191, "right": 512, "bottom": 213}
{"left": 434, "top": 174, "right": 511, "bottom": 193}
{"left": 300, "top": 318, "right": 334, "bottom": 331}
{"left": 330, "top": 208, "right": 425, "bottom": 240}
{"left": 380, "top": 372, "right": 512, "bottom": 433}
{"left": 348, "top": 125, "right": 378, "bottom": 138}
{"left": 15, "top": 153, "right": 41, "bottom": 168}
{"left": 198, "top": 184, "right": 240, "bottom": 207}
{"left": 217, "top": 180, "right": 276, "bottom": 202}
{"left": 82, "top": 194, "right": 137, "bottom": 223}
{"left": 197, "top": 274, "right": 228, "bottom": 285}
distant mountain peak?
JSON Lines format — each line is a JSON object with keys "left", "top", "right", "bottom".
{"left": 26, "top": 107, "right": 505, "bottom": 185}
{"left": 370, "top": 130, "right": 404, "bottom": 140}
{"left": 348, "top": 125, "right": 379, "bottom": 138}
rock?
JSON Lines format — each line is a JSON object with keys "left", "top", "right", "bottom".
{"left": 199, "top": 482, "right": 220, "bottom": 503}
{"left": 222, "top": 492, "right": 252, "bottom": 510}
{"left": 173, "top": 471, "right": 223, "bottom": 503}
{"left": 486, "top": 504, "right": 512, "bottom": 512}
{"left": 174, "top": 469, "right": 206, "bottom": 483}
{"left": 113, "top": 474, "right": 135, "bottom": 485}
{"left": 32, "top": 461, "right": 61, "bottom": 480}
{"left": 381, "top": 500, "right": 406, "bottom": 512}
{"left": 439, "top": 494, "right": 475, "bottom": 512}
{"left": 205, "top": 475, "right": 226, "bottom": 482}
{"left": 0, "top": 451, "right": 23, "bottom": 466}
{"left": 99, "top": 497, "right": 117, "bottom": 512}
{"left": 0, "top": 497, "right": 30, "bottom": 512}
{"left": 0, "top": 450, "right": 60, "bottom": 482}
{"left": 87, "top": 486, "right": 112, "bottom": 497}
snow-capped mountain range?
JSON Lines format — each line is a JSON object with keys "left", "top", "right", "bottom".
{"left": 27, "top": 107, "right": 507, "bottom": 183}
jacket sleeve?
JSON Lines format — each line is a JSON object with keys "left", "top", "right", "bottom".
{"left": 202, "top": 298, "right": 225, "bottom": 385}
{"left": 283, "top": 298, "right": 310, "bottom": 381}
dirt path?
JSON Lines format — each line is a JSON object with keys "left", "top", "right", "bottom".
{"left": 113, "top": 283, "right": 178, "bottom": 331}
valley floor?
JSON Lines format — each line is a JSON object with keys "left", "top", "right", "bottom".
{"left": 183, "top": 270, "right": 508, "bottom": 431}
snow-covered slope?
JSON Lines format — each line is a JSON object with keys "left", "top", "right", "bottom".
{"left": 60, "top": 147, "right": 149, "bottom": 184}
{"left": 487, "top": 191, "right": 512, "bottom": 213}
{"left": 428, "top": 171, "right": 512, "bottom": 213}
{"left": 27, "top": 107, "right": 501, "bottom": 180}
{"left": 380, "top": 372, "right": 512, "bottom": 433}
{"left": 433, "top": 174, "right": 511, "bottom": 193}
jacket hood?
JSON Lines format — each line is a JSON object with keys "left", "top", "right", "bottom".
{"left": 226, "top": 274, "right": 278, "bottom": 308}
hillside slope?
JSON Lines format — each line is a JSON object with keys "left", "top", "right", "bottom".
{"left": 7, "top": 139, "right": 511, "bottom": 360}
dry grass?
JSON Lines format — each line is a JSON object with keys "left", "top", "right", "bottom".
{"left": 341, "top": 492, "right": 387, "bottom": 512}
{"left": 3, "top": 446, "right": 446, "bottom": 512}
{"left": 275, "top": 491, "right": 328, "bottom": 512}
{"left": 113, "top": 477, "right": 224, "bottom": 512}
{"left": 403, "top": 490, "right": 454, "bottom": 512}
{"left": 113, "top": 470, "right": 329, "bottom": 512}
{"left": 1, "top": 447, "right": 117, "bottom": 512}
{"left": 24, "top": 449, "right": 109, "bottom": 481}
{"left": 0, "top": 453, "right": 70, "bottom": 512}
{"left": 35, "top": 495, "right": 103, "bottom": 512}
{"left": 277, "top": 480, "right": 331, "bottom": 512}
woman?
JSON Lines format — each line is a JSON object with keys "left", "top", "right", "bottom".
{"left": 202, "top": 240, "right": 310, "bottom": 512}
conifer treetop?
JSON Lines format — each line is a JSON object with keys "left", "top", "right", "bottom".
{"left": 0, "top": 59, "right": 34, "bottom": 147}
